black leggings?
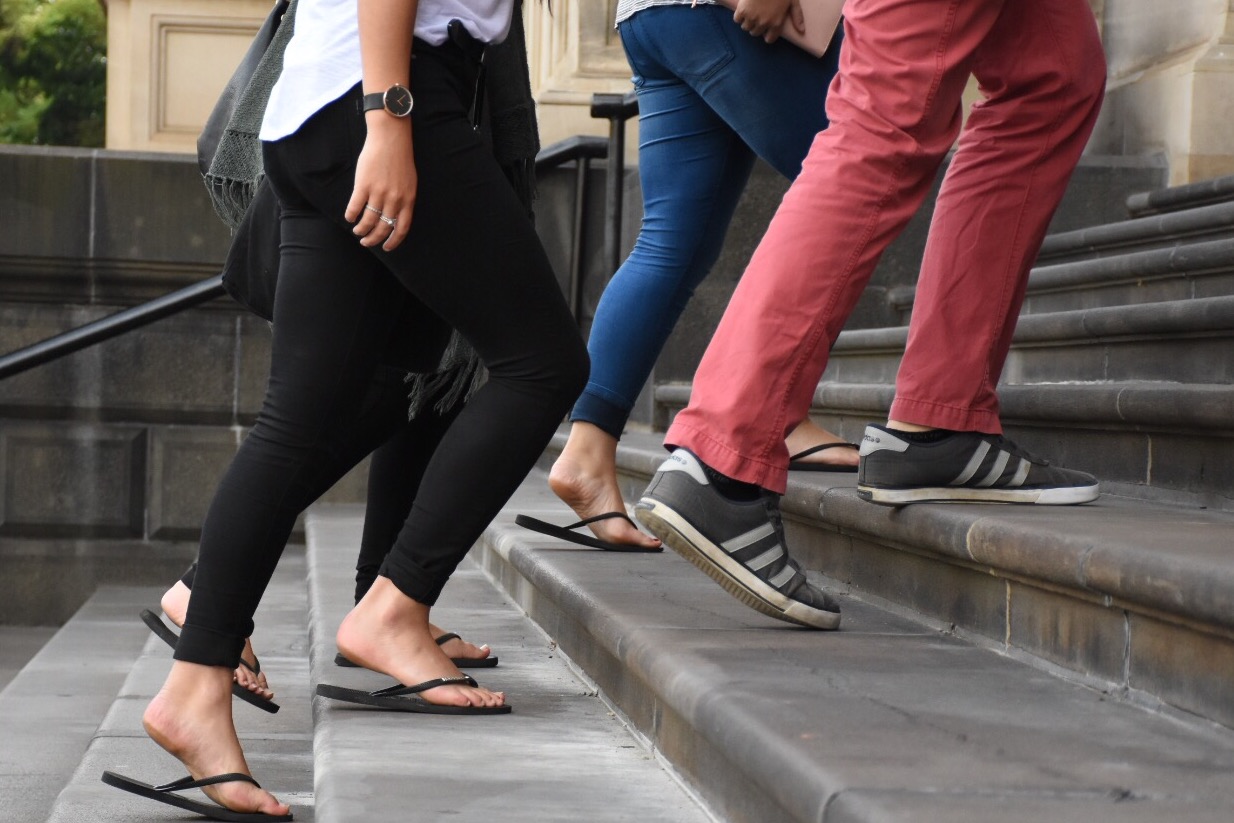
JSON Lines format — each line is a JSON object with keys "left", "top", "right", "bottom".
{"left": 177, "top": 41, "right": 588, "bottom": 667}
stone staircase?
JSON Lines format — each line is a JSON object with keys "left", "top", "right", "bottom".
{"left": 9, "top": 172, "right": 1234, "bottom": 823}
{"left": 644, "top": 175, "right": 1234, "bottom": 726}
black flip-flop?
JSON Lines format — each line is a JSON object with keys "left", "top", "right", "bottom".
{"left": 139, "top": 609, "right": 280, "bottom": 714}
{"left": 334, "top": 632, "right": 498, "bottom": 669}
{"left": 788, "top": 442, "right": 860, "bottom": 473}
{"left": 515, "top": 512, "right": 663, "bottom": 552}
{"left": 101, "top": 770, "right": 293, "bottom": 822}
{"left": 316, "top": 675, "right": 511, "bottom": 715}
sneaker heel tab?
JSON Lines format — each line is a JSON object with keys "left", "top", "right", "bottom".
{"left": 860, "top": 425, "right": 910, "bottom": 456}
{"left": 662, "top": 449, "right": 711, "bottom": 486}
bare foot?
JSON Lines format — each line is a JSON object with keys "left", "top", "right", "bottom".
{"left": 548, "top": 422, "right": 661, "bottom": 549}
{"left": 785, "top": 419, "right": 860, "bottom": 469}
{"left": 337, "top": 579, "right": 505, "bottom": 708}
{"left": 143, "top": 662, "right": 291, "bottom": 817}
{"left": 161, "top": 581, "right": 273, "bottom": 700}
{"left": 429, "top": 622, "right": 491, "bottom": 663}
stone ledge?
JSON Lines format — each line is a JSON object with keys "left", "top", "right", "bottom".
{"left": 1126, "top": 174, "right": 1234, "bottom": 217}
{"left": 549, "top": 430, "right": 1234, "bottom": 726}
{"left": 473, "top": 466, "right": 1234, "bottom": 821}
{"left": 1039, "top": 201, "right": 1234, "bottom": 263}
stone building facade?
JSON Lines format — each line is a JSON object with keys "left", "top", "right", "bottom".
{"left": 104, "top": 0, "right": 1234, "bottom": 182}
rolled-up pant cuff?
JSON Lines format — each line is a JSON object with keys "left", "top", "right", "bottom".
{"left": 379, "top": 554, "right": 447, "bottom": 607}
{"left": 173, "top": 623, "right": 246, "bottom": 669}
{"left": 569, "top": 390, "right": 630, "bottom": 440}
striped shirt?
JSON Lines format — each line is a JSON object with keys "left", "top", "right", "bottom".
{"left": 615, "top": 0, "right": 718, "bottom": 27}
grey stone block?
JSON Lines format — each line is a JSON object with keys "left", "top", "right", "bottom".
{"left": 147, "top": 426, "right": 238, "bottom": 540}
{"left": 0, "top": 146, "right": 93, "bottom": 262}
{"left": 1127, "top": 613, "right": 1234, "bottom": 728}
{"left": 1007, "top": 582, "right": 1128, "bottom": 683}
{"left": 0, "top": 422, "right": 146, "bottom": 538}
{"left": 0, "top": 303, "right": 246, "bottom": 425}
{"left": 0, "top": 539, "right": 195, "bottom": 625}
{"left": 90, "top": 151, "right": 232, "bottom": 267}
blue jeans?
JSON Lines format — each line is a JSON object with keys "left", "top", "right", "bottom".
{"left": 570, "top": 3, "right": 840, "bottom": 437}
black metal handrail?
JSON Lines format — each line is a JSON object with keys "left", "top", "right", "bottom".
{"left": 0, "top": 92, "right": 640, "bottom": 382}
{"left": 0, "top": 275, "right": 227, "bottom": 380}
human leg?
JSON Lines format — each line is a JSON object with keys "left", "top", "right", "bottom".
{"left": 857, "top": 0, "right": 1105, "bottom": 504}
{"left": 551, "top": 8, "right": 844, "bottom": 545}
{"left": 665, "top": 0, "right": 1016, "bottom": 494}
{"left": 347, "top": 394, "right": 494, "bottom": 665}
{"left": 889, "top": 0, "right": 1105, "bottom": 430}
{"left": 264, "top": 49, "right": 583, "bottom": 690}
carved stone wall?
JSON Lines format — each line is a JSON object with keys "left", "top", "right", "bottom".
{"left": 105, "top": 0, "right": 273, "bottom": 153}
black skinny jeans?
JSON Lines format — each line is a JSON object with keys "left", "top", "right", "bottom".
{"left": 177, "top": 41, "right": 588, "bottom": 668}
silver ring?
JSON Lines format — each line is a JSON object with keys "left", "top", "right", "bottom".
{"left": 364, "top": 204, "right": 382, "bottom": 215}
{"left": 379, "top": 214, "right": 397, "bottom": 228}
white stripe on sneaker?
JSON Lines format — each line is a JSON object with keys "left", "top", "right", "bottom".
{"left": 976, "top": 449, "right": 1011, "bottom": 487}
{"left": 768, "top": 565, "right": 796, "bottom": 589}
{"left": 1010, "top": 457, "right": 1031, "bottom": 487}
{"left": 721, "top": 523, "right": 776, "bottom": 555}
{"left": 951, "top": 441, "right": 990, "bottom": 485}
{"left": 746, "top": 546, "right": 785, "bottom": 572}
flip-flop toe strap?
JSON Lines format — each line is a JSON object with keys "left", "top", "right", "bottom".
{"left": 372, "top": 675, "right": 478, "bottom": 698}
{"left": 155, "top": 773, "right": 261, "bottom": 792}
{"left": 434, "top": 633, "right": 461, "bottom": 646}
{"left": 565, "top": 511, "right": 635, "bottom": 530}
{"left": 789, "top": 442, "right": 858, "bottom": 461}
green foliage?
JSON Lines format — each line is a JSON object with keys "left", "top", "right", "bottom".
{"left": 0, "top": 0, "right": 106, "bottom": 146}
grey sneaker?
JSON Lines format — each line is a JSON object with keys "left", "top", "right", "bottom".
{"left": 634, "top": 449, "right": 841, "bottom": 630}
{"left": 858, "top": 424, "right": 1099, "bottom": 505}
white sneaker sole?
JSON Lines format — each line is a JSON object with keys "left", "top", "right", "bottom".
{"left": 634, "top": 497, "right": 841, "bottom": 631}
{"left": 857, "top": 482, "right": 1100, "bottom": 506}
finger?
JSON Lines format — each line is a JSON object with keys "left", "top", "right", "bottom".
{"left": 381, "top": 198, "right": 415, "bottom": 252}
{"left": 360, "top": 215, "right": 396, "bottom": 248}
{"left": 790, "top": 1, "right": 805, "bottom": 34}
{"left": 353, "top": 204, "right": 383, "bottom": 238}
{"left": 345, "top": 187, "right": 370, "bottom": 224}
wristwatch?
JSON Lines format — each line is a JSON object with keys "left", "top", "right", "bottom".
{"left": 362, "top": 84, "right": 414, "bottom": 118}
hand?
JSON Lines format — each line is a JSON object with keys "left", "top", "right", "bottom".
{"left": 732, "top": 0, "right": 804, "bottom": 43}
{"left": 345, "top": 114, "right": 416, "bottom": 252}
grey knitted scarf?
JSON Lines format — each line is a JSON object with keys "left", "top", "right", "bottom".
{"left": 204, "top": 0, "right": 299, "bottom": 230}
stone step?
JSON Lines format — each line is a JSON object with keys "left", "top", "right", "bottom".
{"left": 0, "top": 587, "right": 155, "bottom": 823}
{"left": 43, "top": 549, "right": 315, "bottom": 823}
{"left": 825, "top": 296, "right": 1234, "bottom": 388}
{"left": 1023, "top": 237, "right": 1234, "bottom": 315}
{"left": 655, "top": 380, "right": 1234, "bottom": 512}
{"left": 1125, "top": 174, "right": 1234, "bottom": 218}
{"left": 1036, "top": 201, "right": 1234, "bottom": 266}
{"left": 473, "top": 462, "right": 1234, "bottom": 822}
{"left": 303, "top": 505, "right": 713, "bottom": 823}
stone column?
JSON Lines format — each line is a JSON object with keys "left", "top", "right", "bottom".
{"left": 1090, "top": 0, "right": 1234, "bottom": 183}
{"left": 523, "top": 0, "right": 639, "bottom": 154}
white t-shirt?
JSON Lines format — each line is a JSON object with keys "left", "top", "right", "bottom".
{"left": 261, "top": 0, "right": 514, "bottom": 141}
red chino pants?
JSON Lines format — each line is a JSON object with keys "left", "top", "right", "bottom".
{"left": 666, "top": 0, "right": 1107, "bottom": 493}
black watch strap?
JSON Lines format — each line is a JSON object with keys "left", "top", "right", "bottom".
{"left": 362, "top": 92, "right": 385, "bottom": 113}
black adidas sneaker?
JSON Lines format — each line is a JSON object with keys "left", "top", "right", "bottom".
{"left": 635, "top": 449, "right": 841, "bottom": 630}
{"left": 858, "top": 424, "right": 1099, "bottom": 505}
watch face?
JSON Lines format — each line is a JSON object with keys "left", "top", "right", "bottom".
{"left": 384, "top": 85, "right": 413, "bottom": 117}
